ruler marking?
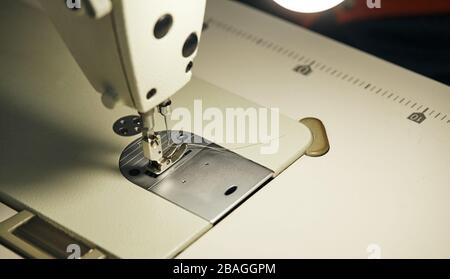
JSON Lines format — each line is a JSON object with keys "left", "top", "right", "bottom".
{"left": 210, "top": 19, "right": 447, "bottom": 126}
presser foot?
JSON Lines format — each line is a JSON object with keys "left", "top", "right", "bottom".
{"left": 146, "top": 143, "right": 188, "bottom": 176}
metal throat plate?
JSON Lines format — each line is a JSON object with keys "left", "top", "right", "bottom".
{"left": 119, "top": 131, "right": 273, "bottom": 223}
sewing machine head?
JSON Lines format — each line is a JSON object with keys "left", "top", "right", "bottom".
{"left": 39, "top": 0, "right": 206, "bottom": 174}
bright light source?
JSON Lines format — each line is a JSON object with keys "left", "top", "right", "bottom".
{"left": 273, "top": 0, "right": 345, "bottom": 13}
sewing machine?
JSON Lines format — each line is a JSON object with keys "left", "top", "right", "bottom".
{"left": 1, "top": 0, "right": 449, "bottom": 259}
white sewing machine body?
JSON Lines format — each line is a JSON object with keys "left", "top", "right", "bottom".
{"left": 39, "top": 0, "right": 206, "bottom": 113}
{"left": 0, "top": 0, "right": 449, "bottom": 258}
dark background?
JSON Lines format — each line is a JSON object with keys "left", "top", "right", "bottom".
{"left": 235, "top": 0, "right": 450, "bottom": 86}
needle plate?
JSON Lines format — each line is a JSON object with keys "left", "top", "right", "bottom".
{"left": 119, "top": 131, "right": 273, "bottom": 223}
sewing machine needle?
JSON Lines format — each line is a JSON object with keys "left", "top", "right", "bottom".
{"left": 164, "top": 115, "right": 171, "bottom": 145}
